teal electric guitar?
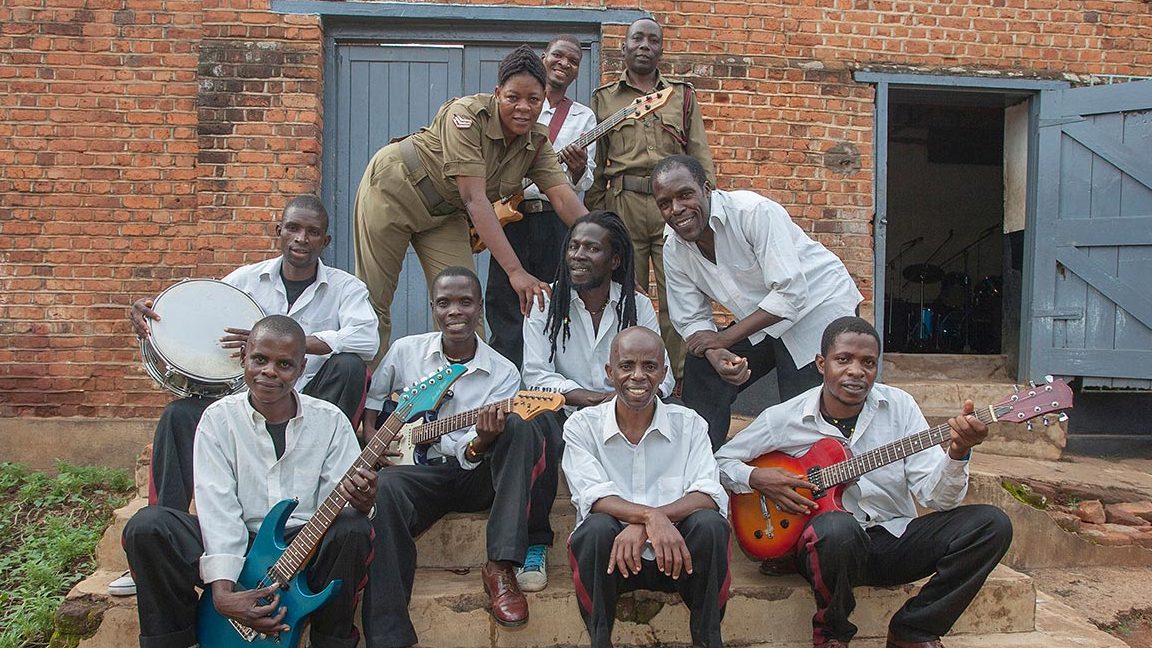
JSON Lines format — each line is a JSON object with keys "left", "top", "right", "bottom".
{"left": 196, "top": 363, "right": 467, "bottom": 647}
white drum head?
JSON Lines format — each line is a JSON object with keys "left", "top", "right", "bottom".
{"left": 149, "top": 279, "right": 266, "bottom": 382}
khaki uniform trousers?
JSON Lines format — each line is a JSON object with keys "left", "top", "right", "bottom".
{"left": 353, "top": 144, "right": 480, "bottom": 366}
{"left": 599, "top": 185, "right": 686, "bottom": 379}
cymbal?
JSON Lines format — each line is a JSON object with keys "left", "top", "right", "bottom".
{"left": 902, "top": 263, "right": 945, "bottom": 284}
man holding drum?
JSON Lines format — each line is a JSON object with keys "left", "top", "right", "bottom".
{"left": 114, "top": 195, "right": 378, "bottom": 597}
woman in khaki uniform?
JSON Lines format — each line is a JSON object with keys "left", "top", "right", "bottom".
{"left": 354, "top": 46, "right": 589, "bottom": 361}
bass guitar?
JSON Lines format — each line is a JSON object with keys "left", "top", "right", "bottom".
{"left": 470, "top": 88, "right": 674, "bottom": 253}
{"left": 387, "top": 390, "right": 564, "bottom": 465}
{"left": 730, "top": 378, "right": 1073, "bottom": 561}
{"left": 196, "top": 363, "right": 467, "bottom": 647}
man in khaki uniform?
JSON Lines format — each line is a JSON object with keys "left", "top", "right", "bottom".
{"left": 587, "top": 18, "right": 716, "bottom": 381}
{"left": 354, "top": 47, "right": 588, "bottom": 362}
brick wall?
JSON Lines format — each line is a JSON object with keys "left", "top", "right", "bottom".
{"left": 1, "top": 0, "right": 1148, "bottom": 418}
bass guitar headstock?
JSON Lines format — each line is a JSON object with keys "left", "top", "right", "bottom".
{"left": 395, "top": 364, "right": 467, "bottom": 421}
{"left": 627, "top": 88, "right": 674, "bottom": 121}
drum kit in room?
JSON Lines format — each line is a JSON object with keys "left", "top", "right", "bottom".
{"left": 885, "top": 227, "right": 1003, "bottom": 354}
{"left": 139, "top": 279, "right": 267, "bottom": 398}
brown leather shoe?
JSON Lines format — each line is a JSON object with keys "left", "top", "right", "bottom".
{"left": 886, "top": 632, "right": 944, "bottom": 648}
{"left": 482, "top": 560, "right": 529, "bottom": 627}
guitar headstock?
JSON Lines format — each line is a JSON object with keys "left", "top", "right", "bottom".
{"left": 992, "top": 377, "right": 1073, "bottom": 427}
{"left": 628, "top": 89, "right": 674, "bottom": 121}
{"left": 511, "top": 390, "right": 565, "bottom": 421}
{"left": 396, "top": 364, "right": 467, "bottom": 421}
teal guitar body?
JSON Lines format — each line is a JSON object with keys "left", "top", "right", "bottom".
{"left": 195, "top": 364, "right": 466, "bottom": 647}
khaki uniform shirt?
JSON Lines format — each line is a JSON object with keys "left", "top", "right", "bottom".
{"left": 406, "top": 93, "right": 570, "bottom": 211}
{"left": 586, "top": 71, "right": 716, "bottom": 211}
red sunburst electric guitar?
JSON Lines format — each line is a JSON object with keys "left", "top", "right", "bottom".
{"left": 730, "top": 378, "right": 1073, "bottom": 561}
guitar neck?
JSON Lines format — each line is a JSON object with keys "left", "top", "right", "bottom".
{"left": 267, "top": 402, "right": 420, "bottom": 584}
{"left": 816, "top": 406, "right": 1001, "bottom": 489}
{"left": 562, "top": 100, "right": 646, "bottom": 155}
{"left": 410, "top": 396, "right": 518, "bottom": 445}
{"left": 265, "top": 395, "right": 519, "bottom": 583}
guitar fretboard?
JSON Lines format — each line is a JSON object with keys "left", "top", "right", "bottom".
{"left": 814, "top": 404, "right": 1011, "bottom": 490}
{"left": 410, "top": 396, "right": 518, "bottom": 445}
{"left": 265, "top": 397, "right": 422, "bottom": 586}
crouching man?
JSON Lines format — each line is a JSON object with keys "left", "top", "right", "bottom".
{"left": 562, "top": 327, "right": 729, "bottom": 648}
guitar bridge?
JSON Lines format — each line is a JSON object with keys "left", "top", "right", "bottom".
{"left": 807, "top": 466, "right": 826, "bottom": 499}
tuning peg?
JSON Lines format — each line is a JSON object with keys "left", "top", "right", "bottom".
{"left": 1026, "top": 421, "right": 1034, "bottom": 432}
{"left": 1058, "top": 412, "right": 1069, "bottom": 423}
{"left": 1028, "top": 380, "right": 1037, "bottom": 388}
{"left": 1044, "top": 375, "right": 1054, "bottom": 384}
{"left": 1012, "top": 384, "right": 1020, "bottom": 392}
{"left": 1042, "top": 416, "right": 1051, "bottom": 427}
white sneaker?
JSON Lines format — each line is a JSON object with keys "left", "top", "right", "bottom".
{"left": 515, "top": 544, "right": 548, "bottom": 592}
{"left": 108, "top": 571, "right": 136, "bottom": 596}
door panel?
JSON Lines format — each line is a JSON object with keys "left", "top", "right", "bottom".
{"left": 329, "top": 39, "right": 599, "bottom": 345}
{"left": 1027, "top": 80, "right": 1152, "bottom": 387}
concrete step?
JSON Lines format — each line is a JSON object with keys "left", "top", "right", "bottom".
{"left": 68, "top": 562, "right": 1036, "bottom": 648}
{"left": 883, "top": 354, "right": 1012, "bottom": 382}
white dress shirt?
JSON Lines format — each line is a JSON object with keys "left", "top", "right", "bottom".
{"left": 562, "top": 398, "right": 728, "bottom": 529}
{"left": 663, "top": 190, "right": 863, "bottom": 368}
{"left": 195, "top": 392, "right": 360, "bottom": 584}
{"left": 523, "top": 97, "right": 597, "bottom": 201}
{"left": 365, "top": 332, "right": 520, "bottom": 468}
{"left": 522, "top": 281, "right": 676, "bottom": 410}
{"left": 223, "top": 256, "right": 380, "bottom": 389}
{"left": 714, "top": 383, "right": 970, "bottom": 537}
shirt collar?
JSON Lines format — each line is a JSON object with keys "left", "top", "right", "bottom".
{"left": 570, "top": 281, "right": 622, "bottom": 312}
{"left": 706, "top": 189, "right": 732, "bottom": 230}
{"left": 422, "top": 333, "right": 494, "bottom": 376}
{"left": 244, "top": 390, "right": 303, "bottom": 426}
{"left": 601, "top": 397, "right": 674, "bottom": 444}
{"left": 616, "top": 69, "right": 668, "bottom": 94}
{"left": 800, "top": 383, "right": 887, "bottom": 423}
{"left": 263, "top": 256, "right": 330, "bottom": 285}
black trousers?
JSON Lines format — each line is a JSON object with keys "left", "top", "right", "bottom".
{"left": 525, "top": 409, "right": 567, "bottom": 547}
{"left": 362, "top": 415, "right": 544, "bottom": 648}
{"left": 122, "top": 505, "right": 373, "bottom": 648}
{"left": 682, "top": 334, "right": 821, "bottom": 451}
{"left": 485, "top": 208, "right": 567, "bottom": 369}
{"left": 793, "top": 506, "right": 1013, "bottom": 645}
{"left": 568, "top": 510, "right": 730, "bottom": 648}
{"left": 148, "top": 352, "right": 368, "bottom": 510}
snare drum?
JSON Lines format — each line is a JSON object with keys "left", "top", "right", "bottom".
{"left": 139, "top": 279, "right": 266, "bottom": 398}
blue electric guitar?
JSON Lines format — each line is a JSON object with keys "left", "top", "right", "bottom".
{"left": 196, "top": 363, "right": 466, "bottom": 647}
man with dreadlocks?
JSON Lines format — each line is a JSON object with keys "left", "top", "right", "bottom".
{"left": 518, "top": 210, "right": 675, "bottom": 592}
{"left": 353, "top": 45, "right": 588, "bottom": 362}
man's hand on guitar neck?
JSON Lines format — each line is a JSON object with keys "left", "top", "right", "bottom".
{"left": 337, "top": 466, "right": 378, "bottom": 515}
{"left": 210, "top": 580, "right": 289, "bottom": 636}
{"left": 749, "top": 467, "right": 817, "bottom": 515}
{"left": 469, "top": 404, "right": 507, "bottom": 457}
{"left": 946, "top": 399, "right": 988, "bottom": 460}
{"left": 558, "top": 143, "right": 588, "bottom": 184}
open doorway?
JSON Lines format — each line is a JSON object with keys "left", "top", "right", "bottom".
{"left": 882, "top": 88, "right": 1031, "bottom": 369}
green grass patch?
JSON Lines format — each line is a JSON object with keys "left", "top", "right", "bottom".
{"left": 0, "top": 462, "right": 134, "bottom": 648}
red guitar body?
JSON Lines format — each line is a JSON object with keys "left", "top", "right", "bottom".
{"left": 729, "top": 437, "right": 852, "bottom": 561}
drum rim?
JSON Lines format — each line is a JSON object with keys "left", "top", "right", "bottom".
{"left": 147, "top": 278, "right": 267, "bottom": 383}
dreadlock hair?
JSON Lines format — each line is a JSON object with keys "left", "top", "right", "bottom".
{"left": 544, "top": 210, "right": 638, "bottom": 361}
{"left": 497, "top": 45, "right": 547, "bottom": 91}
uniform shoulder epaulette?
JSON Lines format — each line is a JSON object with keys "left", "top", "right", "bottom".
{"left": 592, "top": 79, "right": 620, "bottom": 94}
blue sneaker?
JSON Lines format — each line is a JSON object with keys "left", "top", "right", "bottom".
{"left": 515, "top": 544, "right": 548, "bottom": 592}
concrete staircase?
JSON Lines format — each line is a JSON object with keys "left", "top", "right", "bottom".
{"left": 67, "top": 494, "right": 1124, "bottom": 648}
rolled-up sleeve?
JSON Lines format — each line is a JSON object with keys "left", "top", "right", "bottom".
{"left": 194, "top": 409, "right": 249, "bottom": 584}
{"left": 562, "top": 414, "right": 624, "bottom": 522}
{"left": 452, "top": 368, "right": 521, "bottom": 469}
{"left": 312, "top": 277, "right": 379, "bottom": 361}
{"left": 900, "top": 395, "right": 970, "bottom": 510}
{"left": 714, "top": 413, "right": 779, "bottom": 495}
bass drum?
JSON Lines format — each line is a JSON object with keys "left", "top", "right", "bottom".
{"left": 140, "top": 279, "right": 266, "bottom": 398}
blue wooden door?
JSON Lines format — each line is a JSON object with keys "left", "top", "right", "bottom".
{"left": 1025, "top": 80, "right": 1152, "bottom": 387}
{"left": 328, "top": 40, "right": 598, "bottom": 346}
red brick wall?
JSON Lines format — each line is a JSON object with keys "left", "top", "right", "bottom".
{"left": 1, "top": 0, "right": 1148, "bottom": 418}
